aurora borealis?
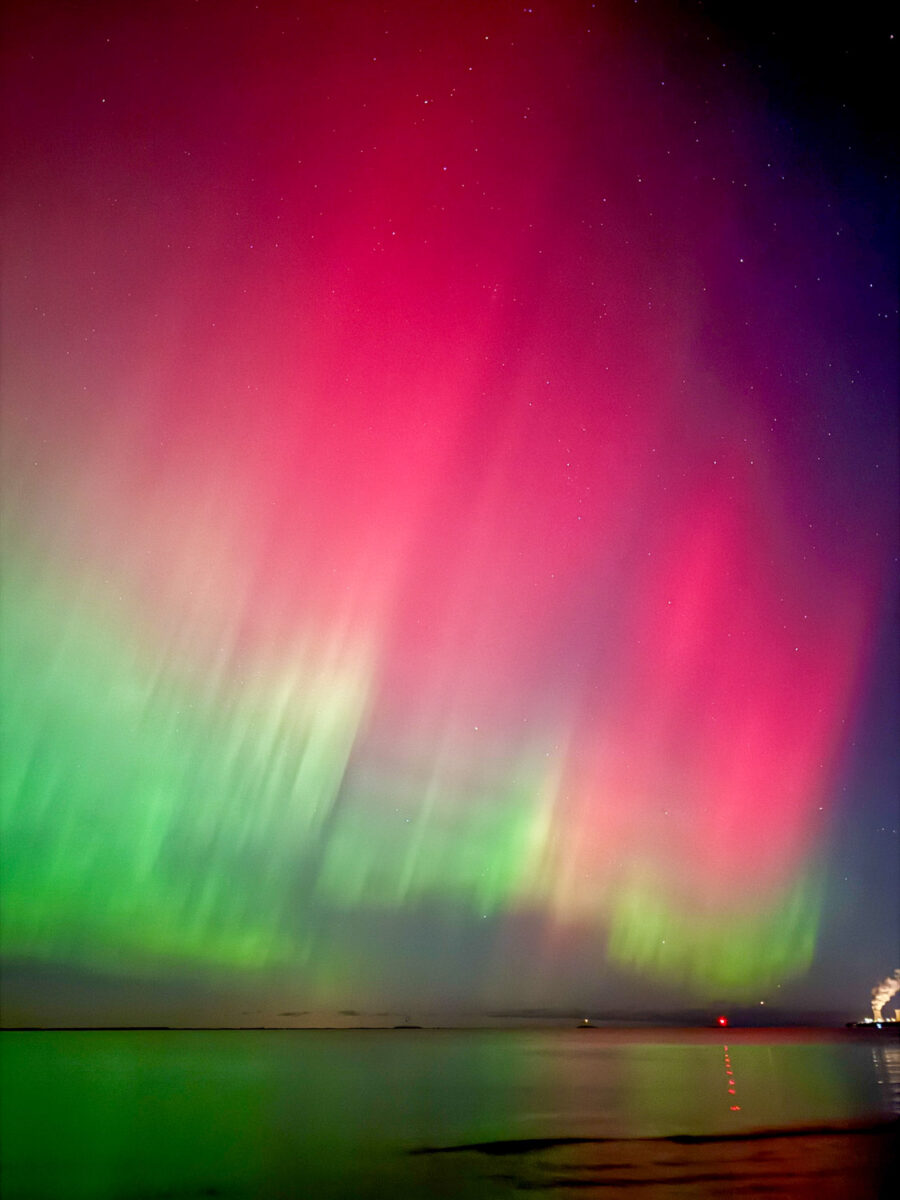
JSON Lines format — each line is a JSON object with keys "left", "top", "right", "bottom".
{"left": 1, "top": 1, "right": 897, "bottom": 1022}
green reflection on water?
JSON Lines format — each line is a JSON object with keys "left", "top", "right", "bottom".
{"left": 0, "top": 1031, "right": 889, "bottom": 1200}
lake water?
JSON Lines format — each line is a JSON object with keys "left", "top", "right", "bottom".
{"left": 2, "top": 1028, "right": 897, "bottom": 1198}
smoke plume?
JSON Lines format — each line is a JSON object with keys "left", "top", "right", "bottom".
{"left": 871, "top": 969, "right": 900, "bottom": 1021}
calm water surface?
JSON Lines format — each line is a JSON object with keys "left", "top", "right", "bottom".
{"left": 2, "top": 1028, "right": 897, "bottom": 1198}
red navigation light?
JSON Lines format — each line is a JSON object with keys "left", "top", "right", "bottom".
{"left": 717, "top": 1016, "right": 728, "bottom": 1027}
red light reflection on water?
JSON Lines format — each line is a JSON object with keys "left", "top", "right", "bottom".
{"left": 723, "top": 1045, "right": 741, "bottom": 1112}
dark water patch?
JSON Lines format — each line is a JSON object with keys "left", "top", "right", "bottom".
{"left": 460, "top": 1123, "right": 900, "bottom": 1198}
{"left": 665, "top": 1118, "right": 898, "bottom": 1144}
{"left": 411, "top": 1117, "right": 898, "bottom": 1156}
{"left": 413, "top": 1136, "right": 602, "bottom": 1156}
{"left": 508, "top": 1173, "right": 802, "bottom": 1190}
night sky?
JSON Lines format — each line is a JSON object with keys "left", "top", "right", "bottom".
{"left": 1, "top": 0, "right": 896, "bottom": 1027}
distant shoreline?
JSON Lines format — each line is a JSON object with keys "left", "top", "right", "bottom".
{"left": 3, "top": 1023, "right": 895, "bottom": 1035}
